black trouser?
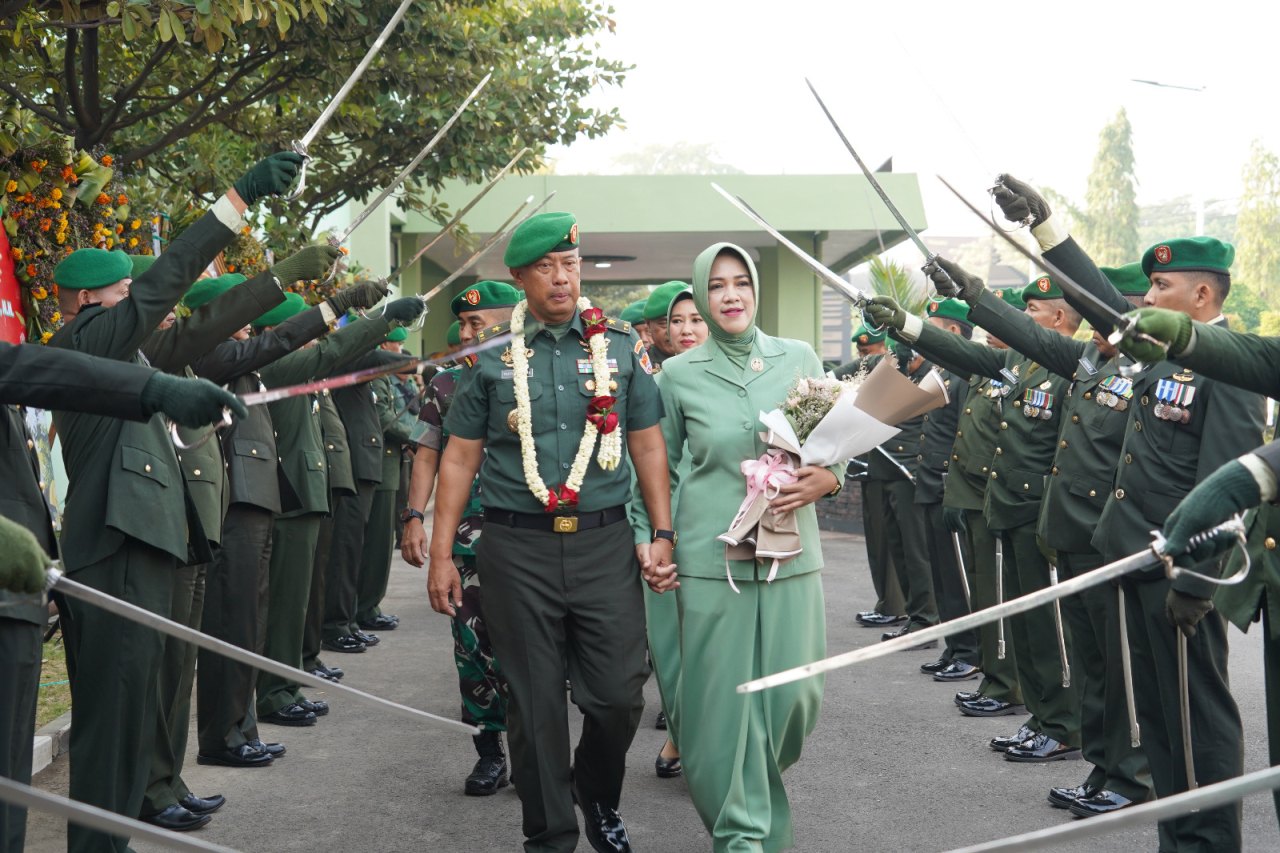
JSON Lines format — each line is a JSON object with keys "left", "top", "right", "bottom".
{"left": 56, "top": 540, "right": 174, "bottom": 853}
{"left": 322, "top": 481, "right": 375, "bottom": 642}
{"left": 302, "top": 496, "right": 339, "bottom": 672}
{"left": 1122, "top": 575, "right": 1242, "bottom": 853}
{"left": 922, "top": 502, "right": 978, "bottom": 664}
{"left": 860, "top": 480, "right": 904, "bottom": 617}
{"left": 881, "top": 478, "right": 937, "bottom": 632}
{"left": 355, "top": 488, "right": 396, "bottom": 623}
{"left": 198, "top": 504, "right": 274, "bottom": 753}
{"left": 0, "top": 618, "right": 41, "bottom": 853}
{"left": 475, "top": 519, "right": 647, "bottom": 853}
{"left": 1264, "top": 607, "right": 1280, "bottom": 832}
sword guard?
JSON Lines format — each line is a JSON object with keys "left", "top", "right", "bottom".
{"left": 44, "top": 562, "right": 63, "bottom": 595}
{"left": 282, "top": 141, "right": 312, "bottom": 202}
{"left": 169, "top": 408, "right": 232, "bottom": 451}
{"left": 1150, "top": 514, "right": 1251, "bottom": 586}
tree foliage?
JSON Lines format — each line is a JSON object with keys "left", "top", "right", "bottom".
{"left": 1, "top": 0, "right": 629, "bottom": 247}
{"left": 1075, "top": 109, "right": 1139, "bottom": 267}
{"left": 1233, "top": 138, "right": 1280, "bottom": 301}
{"left": 611, "top": 141, "right": 742, "bottom": 175}
{"left": 866, "top": 255, "right": 928, "bottom": 317}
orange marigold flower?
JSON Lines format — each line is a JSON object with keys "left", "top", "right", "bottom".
{"left": 4, "top": 180, "right": 15, "bottom": 193}
{"left": 55, "top": 232, "right": 66, "bottom": 244}
{"left": 40, "top": 219, "right": 52, "bottom": 231}
{"left": 26, "top": 264, "right": 36, "bottom": 277}
{"left": 21, "top": 193, "right": 34, "bottom": 203}
{"left": 30, "top": 161, "right": 42, "bottom": 173}
{"left": 30, "top": 286, "right": 47, "bottom": 299}
{"left": 115, "top": 224, "right": 124, "bottom": 234}
{"left": 61, "top": 166, "right": 75, "bottom": 181}
{"left": 22, "top": 210, "right": 33, "bottom": 219}
{"left": 105, "top": 237, "right": 114, "bottom": 248}
{"left": 40, "top": 332, "right": 52, "bottom": 343}
{"left": 51, "top": 284, "right": 58, "bottom": 295}
{"left": 100, "top": 155, "right": 113, "bottom": 167}
{"left": 129, "top": 237, "right": 138, "bottom": 248}
{"left": 8, "top": 248, "right": 20, "bottom": 260}
{"left": 96, "top": 193, "right": 110, "bottom": 205}
{"left": 50, "top": 311, "right": 61, "bottom": 324}
{"left": 117, "top": 194, "right": 127, "bottom": 205}
{"left": 131, "top": 219, "right": 141, "bottom": 230}
{"left": 50, "top": 188, "right": 62, "bottom": 201}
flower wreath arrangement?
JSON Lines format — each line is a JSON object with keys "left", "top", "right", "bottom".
{"left": 510, "top": 296, "right": 622, "bottom": 513}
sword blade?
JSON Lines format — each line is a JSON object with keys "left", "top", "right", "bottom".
{"left": 333, "top": 73, "right": 492, "bottom": 246}
{"left": 1118, "top": 585, "right": 1141, "bottom": 746}
{"left": 50, "top": 572, "right": 477, "bottom": 734}
{"left": 951, "top": 531, "right": 971, "bottom": 609}
{"left": 1049, "top": 566, "right": 1071, "bottom": 688}
{"left": 240, "top": 333, "right": 511, "bottom": 407}
{"left": 1179, "top": 630, "right": 1198, "bottom": 790}
{"left": 710, "top": 183, "right": 873, "bottom": 307}
{"left": 0, "top": 776, "right": 244, "bottom": 853}
{"left": 386, "top": 147, "right": 531, "bottom": 284}
{"left": 805, "top": 78, "right": 931, "bottom": 259}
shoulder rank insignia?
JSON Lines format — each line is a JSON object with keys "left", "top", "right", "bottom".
{"left": 462, "top": 354, "right": 477, "bottom": 368}
{"left": 475, "top": 322, "right": 511, "bottom": 344}
{"left": 604, "top": 317, "right": 632, "bottom": 335}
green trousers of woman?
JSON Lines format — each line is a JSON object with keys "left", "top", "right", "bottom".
{"left": 677, "top": 569, "right": 825, "bottom": 853}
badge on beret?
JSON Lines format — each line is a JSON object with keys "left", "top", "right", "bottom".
{"left": 928, "top": 302, "right": 938, "bottom": 313}
{"left": 568, "top": 224, "right": 579, "bottom": 244}
{"left": 859, "top": 334, "right": 869, "bottom": 343}
{"left": 1155, "top": 245, "right": 1172, "bottom": 265}
{"left": 464, "top": 289, "right": 481, "bottom": 305}
{"left": 1037, "top": 277, "right": 1051, "bottom": 292}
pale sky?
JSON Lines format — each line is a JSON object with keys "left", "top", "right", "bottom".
{"left": 549, "top": 0, "right": 1280, "bottom": 239}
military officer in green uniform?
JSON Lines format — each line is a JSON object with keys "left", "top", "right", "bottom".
{"left": 620, "top": 299, "right": 649, "bottom": 350}
{"left": 0, "top": 344, "right": 241, "bottom": 853}
{"left": 994, "top": 177, "right": 1263, "bottom": 853}
{"left": 868, "top": 275, "right": 1083, "bottom": 763}
{"left": 642, "top": 281, "right": 688, "bottom": 371}
{"left": 927, "top": 258, "right": 1156, "bottom": 815}
{"left": 429, "top": 212, "right": 673, "bottom": 853}
{"left": 47, "top": 152, "right": 300, "bottom": 853}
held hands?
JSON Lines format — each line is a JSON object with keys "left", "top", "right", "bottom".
{"left": 637, "top": 540, "right": 679, "bottom": 594}
{"left": 991, "top": 173, "right": 1052, "bottom": 227}
{"left": 384, "top": 296, "right": 426, "bottom": 326}
{"left": 863, "top": 295, "right": 907, "bottom": 332}
{"left": 427, "top": 552, "right": 463, "bottom": 616}
{"left": 1117, "top": 308, "right": 1191, "bottom": 364}
{"left": 233, "top": 152, "right": 306, "bottom": 206}
{"left": 1160, "top": 460, "right": 1260, "bottom": 562}
{"left": 141, "top": 372, "right": 249, "bottom": 427}
{"left": 401, "top": 517, "right": 428, "bottom": 568}
{"left": 770, "top": 466, "right": 840, "bottom": 515}
{"left": 1165, "top": 589, "right": 1215, "bottom": 638}
{"left": 924, "top": 257, "right": 985, "bottom": 306}
{"left": 0, "top": 516, "right": 50, "bottom": 595}
{"left": 328, "top": 279, "right": 391, "bottom": 315}
{"left": 271, "top": 245, "right": 342, "bottom": 287}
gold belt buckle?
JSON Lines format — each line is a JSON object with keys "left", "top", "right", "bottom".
{"left": 553, "top": 516, "right": 579, "bottom": 533}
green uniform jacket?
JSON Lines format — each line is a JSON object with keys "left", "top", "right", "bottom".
{"left": 329, "top": 351, "right": 395, "bottom": 485}
{"left": 899, "top": 323, "right": 1071, "bottom": 532}
{"left": 832, "top": 351, "right": 919, "bottom": 482}
{"left": 966, "top": 289, "right": 1132, "bottom": 553}
{"left": 910, "top": 368, "right": 963, "bottom": 505}
{"left": 373, "top": 374, "right": 415, "bottom": 491}
{"left": 49, "top": 207, "right": 236, "bottom": 571}
{"left": 944, "top": 375, "right": 1004, "bottom": 512}
{"left": 319, "top": 390, "right": 356, "bottom": 497}
{"left": 140, "top": 270, "right": 287, "bottom": 543}
{"left": 1043, "top": 237, "right": 1266, "bottom": 597}
{"left": 639, "top": 332, "right": 846, "bottom": 582}
{"left": 259, "top": 317, "right": 394, "bottom": 518}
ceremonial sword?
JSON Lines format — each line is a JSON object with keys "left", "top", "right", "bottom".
{"left": 995, "top": 539, "right": 1006, "bottom": 660}
{"left": 737, "top": 515, "right": 1249, "bottom": 693}
{"left": 1117, "top": 585, "right": 1141, "bottom": 746}
{"left": 1048, "top": 565, "right": 1071, "bottom": 688}
{"left": 13, "top": 565, "right": 478, "bottom": 734}
{"left": 939, "top": 472, "right": 972, "bottom": 608}
{"left": 285, "top": 0, "right": 419, "bottom": 201}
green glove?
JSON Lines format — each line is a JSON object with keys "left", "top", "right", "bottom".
{"left": 1160, "top": 459, "right": 1259, "bottom": 563}
{"left": 1165, "top": 588, "right": 1214, "bottom": 638}
{"left": 991, "top": 173, "right": 1052, "bottom": 226}
{"left": 383, "top": 296, "right": 426, "bottom": 325}
{"left": 943, "top": 506, "right": 968, "bottom": 534}
{"left": 141, "top": 372, "right": 250, "bottom": 427}
{"left": 327, "top": 279, "right": 391, "bottom": 315}
{"left": 0, "top": 515, "right": 50, "bottom": 594}
{"left": 924, "top": 257, "right": 985, "bottom": 306}
{"left": 232, "top": 152, "right": 305, "bottom": 206}
{"left": 1117, "top": 307, "right": 1191, "bottom": 364}
{"left": 271, "top": 245, "right": 342, "bottom": 286}
{"left": 863, "top": 295, "right": 906, "bottom": 332}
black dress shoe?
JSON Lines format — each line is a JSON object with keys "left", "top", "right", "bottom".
{"left": 141, "top": 804, "right": 211, "bottom": 832}
{"left": 655, "top": 711, "right": 667, "bottom": 730}
{"left": 858, "top": 611, "right": 908, "bottom": 627}
{"left": 1069, "top": 789, "right": 1134, "bottom": 817}
{"left": 1004, "top": 733, "right": 1082, "bottom": 762}
{"left": 933, "top": 661, "right": 981, "bottom": 682}
{"left": 958, "top": 697, "right": 1027, "bottom": 718}
{"left": 881, "top": 626, "right": 938, "bottom": 650}
{"left": 358, "top": 614, "right": 398, "bottom": 631}
{"left": 989, "top": 724, "right": 1037, "bottom": 753}
{"left": 1047, "top": 781, "right": 1097, "bottom": 809}
{"left": 322, "top": 635, "right": 366, "bottom": 653}
{"left": 179, "top": 793, "right": 226, "bottom": 816}
{"left": 465, "top": 731, "right": 509, "bottom": 796}
{"left": 351, "top": 630, "right": 380, "bottom": 647}
{"left": 954, "top": 690, "right": 983, "bottom": 706}
{"left": 654, "top": 750, "right": 682, "bottom": 778}
{"left": 261, "top": 704, "right": 317, "bottom": 727}
{"left": 920, "top": 657, "right": 951, "bottom": 674}
{"left": 298, "top": 699, "right": 329, "bottom": 717}
{"left": 571, "top": 780, "right": 633, "bottom": 853}
{"left": 315, "top": 660, "right": 344, "bottom": 679}
{"left": 309, "top": 667, "right": 339, "bottom": 683}
{"left": 246, "top": 738, "right": 286, "bottom": 758}
{"left": 196, "top": 744, "right": 273, "bottom": 768}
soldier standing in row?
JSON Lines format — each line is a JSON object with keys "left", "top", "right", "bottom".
{"left": 641, "top": 281, "right": 687, "bottom": 372}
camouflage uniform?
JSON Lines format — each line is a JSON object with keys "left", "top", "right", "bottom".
{"left": 415, "top": 367, "right": 509, "bottom": 731}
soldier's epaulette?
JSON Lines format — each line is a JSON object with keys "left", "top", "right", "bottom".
{"left": 474, "top": 322, "right": 512, "bottom": 344}
{"left": 462, "top": 355, "right": 477, "bottom": 368}
{"left": 604, "top": 317, "right": 632, "bottom": 335}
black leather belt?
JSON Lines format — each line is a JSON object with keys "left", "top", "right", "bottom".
{"left": 483, "top": 505, "right": 627, "bottom": 534}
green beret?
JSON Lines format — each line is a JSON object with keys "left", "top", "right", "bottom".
{"left": 992, "top": 285, "right": 1027, "bottom": 310}
{"left": 450, "top": 280, "right": 522, "bottom": 318}
{"left": 53, "top": 248, "right": 132, "bottom": 291}
{"left": 503, "top": 212, "right": 579, "bottom": 268}
{"left": 851, "top": 323, "right": 887, "bottom": 345}
{"left": 1022, "top": 274, "right": 1063, "bottom": 302}
{"left": 253, "top": 291, "right": 307, "bottom": 327}
{"left": 644, "top": 281, "right": 689, "bottom": 321}
{"left": 183, "top": 273, "right": 246, "bottom": 311}
{"left": 1142, "top": 236, "right": 1234, "bottom": 277}
{"left": 386, "top": 326, "right": 408, "bottom": 343}
{"left": 924, "top": 298, "right": 972, "bottom": 325}
{"left": 130, "top": 254, "right": 157, "bottom": 278}
{"left": 446, "top": 320, "right": 462, "bottom": 346}
{"left": 1102, "top": 263, "right": 1149, "bottom": 295}
{"left": 620, "top": 299, "right": 648, "bottom": 326}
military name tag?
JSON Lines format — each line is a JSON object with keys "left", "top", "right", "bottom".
{"left": 1000, "top": 368, "right": 1019, "bottom": 387}
{"left": 500, "top": 369, "right": 534, "bottom": 379}
{"left": 1078, "top": 357, "right": 1097, "bottom": 376}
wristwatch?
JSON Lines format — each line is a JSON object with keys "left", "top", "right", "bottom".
{"left": 401, "top": 508, "right": 426, "bottom": 524}
{"left": 652, "top": 529, "right": 677, "bottom": 546}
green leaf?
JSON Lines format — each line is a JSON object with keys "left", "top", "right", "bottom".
{"left": 157, "top": 7, "right": 172, "bottom": 40}
{"left": 106, "top": 1, "right": 120, "bottom": 16}
{"left": 121, "top": 9, "right": 137, "bottom": 38}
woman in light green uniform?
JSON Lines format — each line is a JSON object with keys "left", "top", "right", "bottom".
{"left": 633, "top": 243, "right": 844, "bottom": 853}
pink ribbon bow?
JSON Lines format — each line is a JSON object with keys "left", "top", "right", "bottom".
{"left": 722, "top": 450, "right": 798, "bottom": 592}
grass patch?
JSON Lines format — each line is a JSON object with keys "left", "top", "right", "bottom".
{"left": 37, "top": 629, "right": 71, "bottom": 728}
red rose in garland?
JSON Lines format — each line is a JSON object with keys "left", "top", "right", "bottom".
{"left": 581, "top": 307, "right": 608, "bottom": 339}
{"left": 588, "top": 395, "right": 619, "bottom": 434}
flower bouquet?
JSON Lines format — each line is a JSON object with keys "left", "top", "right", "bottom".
{"left": 717, "top": 357, "right": 949, "bottom": 591}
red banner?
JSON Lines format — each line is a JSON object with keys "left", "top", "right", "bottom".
{"left": 0, "top": 228, "right": 26, "bottom": 344}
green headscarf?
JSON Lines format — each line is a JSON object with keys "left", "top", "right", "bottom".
{"left": 692, "top": 242, "right": 758, "bottom": 369}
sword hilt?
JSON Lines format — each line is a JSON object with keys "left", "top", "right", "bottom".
{"left": 282, "top": 140, "right": 312, "bottom": 202}
{"left": 169, "top": 409, "right": 233, "bottom": 451}
{"left": 1149, "top": 514, "right": 1251, "bottom": 587}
